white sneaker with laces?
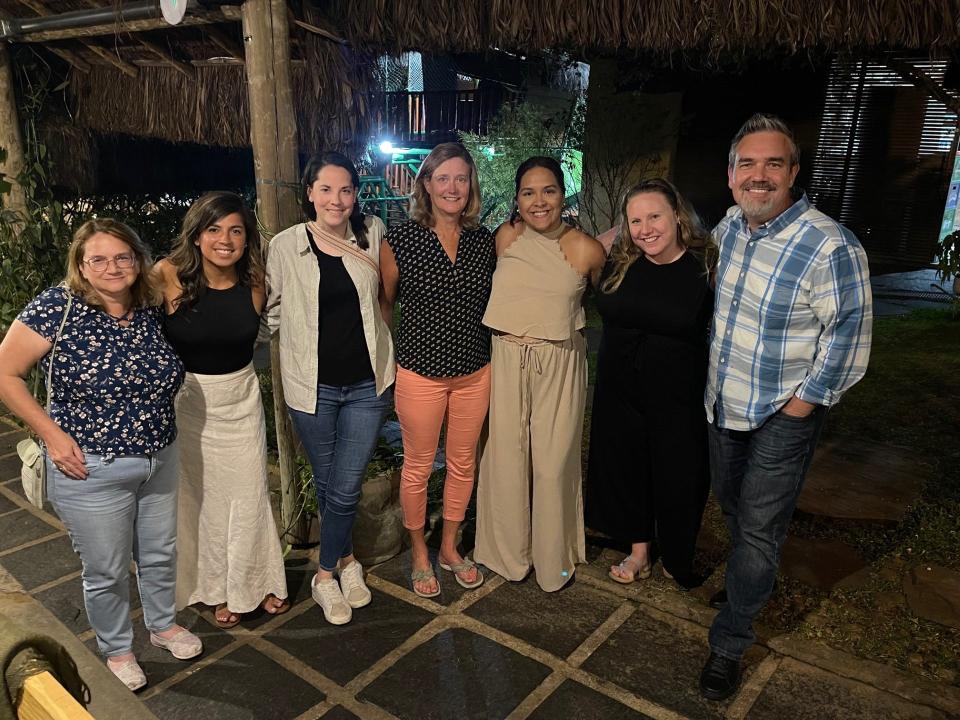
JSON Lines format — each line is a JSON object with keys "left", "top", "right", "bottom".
{"left": 338, "top": 560, "right": 372, "bottom": 609}
{"left": 311, "top": 574, "right": 352, "bottom": 625}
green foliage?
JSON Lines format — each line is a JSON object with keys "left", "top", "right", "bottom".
{"left": 937, "top": 230, "right": 960, "bottom": 282}
{"left": 0, "top": 157, "right": 72, "bottom": 332}
{"left": 0, "top": 50, "right": 205, "bottom": 332}
{"left": 461, "top": 97, "right": 584, "bottom": 227}
{"left": 784, "top": 308, "right": 960, "bottom": 682}
{"left": 0, "top": 184, "right": 202, "bottom": 332}
{"left": 67, "top": 193, "right": 203, "bottom": 258}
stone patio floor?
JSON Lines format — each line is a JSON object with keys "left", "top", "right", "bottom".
{"left": 1, "top": 420, "right": 959, "bottom": 720}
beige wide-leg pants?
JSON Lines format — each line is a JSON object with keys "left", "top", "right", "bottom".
{"left": 475, "top": 333, "right": 587, "bottom": 592}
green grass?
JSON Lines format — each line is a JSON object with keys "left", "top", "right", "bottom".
{"left": 769, "top": 309, "right": 960, "bottom": 684}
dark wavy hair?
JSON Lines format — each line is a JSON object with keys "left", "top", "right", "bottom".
{"left": 508, "top": 156, "right": 566, "bottom": 224}
{"left": 300, "top": 151, "right": 368, "bottom": 249}
{"left": 167, "top": 191, "right": 263, "bottom": 310}
{"left": 602, "top": 177, "right": 717, "bottom": 294}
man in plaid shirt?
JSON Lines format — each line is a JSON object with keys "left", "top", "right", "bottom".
{"left": 699, "top": 114, "right": 872, "bottom": 701}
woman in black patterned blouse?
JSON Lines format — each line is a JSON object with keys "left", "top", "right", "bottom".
{"left": 381, "top": 143, "right": 496, "bottom": 598}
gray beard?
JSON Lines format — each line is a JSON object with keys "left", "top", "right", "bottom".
{"left": 739, "top": 195, "right": 778, "bottom": 225}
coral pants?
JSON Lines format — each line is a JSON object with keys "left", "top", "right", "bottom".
{"left": 395, "top": 364, "right": 491, "bottom": 531}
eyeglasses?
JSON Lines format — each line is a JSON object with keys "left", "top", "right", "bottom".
{"left": 82, "top": 254, "right": 137, "bottom": 273}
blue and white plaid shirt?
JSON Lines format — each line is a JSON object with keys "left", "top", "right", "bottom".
{"left": 705, "top": 195, "right": 872, "bottom": 431}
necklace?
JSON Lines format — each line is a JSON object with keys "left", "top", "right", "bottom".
{"left": 106, "top": 307, "right": 133, "bottom": 323}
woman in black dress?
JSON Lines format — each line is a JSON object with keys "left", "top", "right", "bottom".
{"left": 586, "top": 178, "right": 716, "bottom": 589}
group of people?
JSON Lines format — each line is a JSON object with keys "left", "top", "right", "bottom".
{"left": 0, "top": 112, "right": 872, "bottom": 702}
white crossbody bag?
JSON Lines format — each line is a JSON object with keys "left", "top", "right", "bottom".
{"left": 17, "top": 289, "right": 73, "bottom": 509}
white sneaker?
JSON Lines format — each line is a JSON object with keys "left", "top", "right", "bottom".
{"left": 311, "top": 574, "right": 352, "bottom": 625}
{"left": 149, "top": 628, "right": 203, "bottom": 660}
{"left": 107, "top": 657, "right": 147, "bottom": 692}
{"left": 338, "top": 560, "right": 372, "bottom": 609}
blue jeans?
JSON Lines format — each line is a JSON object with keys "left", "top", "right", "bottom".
{"left": 47, "top": 443, "right": 179, "bottom": 657}
{"left": 288, "top": 379, "right": 391, "bottom": 572}
{"left": 707, "top": 407, "right": 826, "bottom": 660}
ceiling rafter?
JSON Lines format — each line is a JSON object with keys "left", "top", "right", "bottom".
{"left": 204, "top": 25, "right": 243, "bottom": 61}
{"left": 12, "top": 9, "right": 231, "bottom": 43}
{"left": 16, "top": 0, "right": 137, "bottom": 76}
{"left": 76, "top": 0, "right": 194, "bottom": 80}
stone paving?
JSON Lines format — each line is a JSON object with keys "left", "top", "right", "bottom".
{"left": 1, "top": 419, "right": 959, "bottom": 719}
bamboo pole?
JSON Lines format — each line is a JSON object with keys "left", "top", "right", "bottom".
{"left": 0, "top": 41, "right": 27, "bottom": 216}
{"left": 241, "top": 0, "right": 304, "bottom": 544}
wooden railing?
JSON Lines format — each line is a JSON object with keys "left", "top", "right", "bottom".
{"left": 369, "top": 87, "right": 517, "bottom": 143}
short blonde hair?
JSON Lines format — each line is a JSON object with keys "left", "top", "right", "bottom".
{"left": 409, "top": 143, "right": 482, "bottom": 229}
{"left": 65, "top": 219, "right": 162, "bottom": 308}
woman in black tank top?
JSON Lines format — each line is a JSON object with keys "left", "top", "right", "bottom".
{"left": 155, "top": 192, "right": 289, "bottom": 629}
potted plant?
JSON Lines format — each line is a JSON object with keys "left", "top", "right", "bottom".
{"left": 352, "top": 441, "right": 405, "bottom": 566}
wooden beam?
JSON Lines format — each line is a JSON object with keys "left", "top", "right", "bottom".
{"left": 883, "top": 56, "right": 960, "bottom": 116}
{"left": 17, "top": 670, "right": 94, "bottom": 720}
{"left": 82, "top": 41, "right": 137, "bottom": 77}
{"left": 15, "top": 11, "right": 231, "bottom": 42}
{"left": 15, "top": 0, "right": 48, "bottom": 16}
{"left": 47, "top": 46, "right": 91, "bottom": 73}
{"left": 241, "top": 0, "right": 304, "bottom": 545}
{"left": 136, "top": 36, "right": 195, "bottom": 80}
{"left": 17, "top": 0, "right": 120, "bottom": 77}
{"left": 0, "top": 41, "right": 28, "bottom": 216}
{"left": 205, "top": 25, "right": 244, "bottom": 60}
{"left": 70, "top": 0, "right": 194, "bottom": 79}
{"left": 293, "top": 19, "right": 346, "bottom": 44}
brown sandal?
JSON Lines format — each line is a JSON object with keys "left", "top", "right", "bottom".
{"left": 261, "top": 594, "right": 290, "bottom": 615}
{"left": 214, "top": 603, "right": 241, "bottom": 628}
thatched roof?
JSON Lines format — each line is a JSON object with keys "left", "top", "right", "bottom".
{"left": 3, "top": 0, "right": 959, "bottom": 156}
{"left": 324, "top": 0, "right": 960, "bottom": 56}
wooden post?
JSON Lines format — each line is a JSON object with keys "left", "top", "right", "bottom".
{"left": 0, "top": 41, "right": 28, "bottom": 216}
{"left": 241, "top": 0, "right": 305, "bottom": 544}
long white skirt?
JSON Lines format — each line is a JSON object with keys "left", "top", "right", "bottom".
{"left": 174, "top": 364, "right": 288, "bottom": 613}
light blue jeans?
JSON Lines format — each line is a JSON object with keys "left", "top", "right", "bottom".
{"left": 47, "top": 443, "right": 179, "bottom": 657}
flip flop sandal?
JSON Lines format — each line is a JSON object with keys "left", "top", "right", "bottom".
{"left": 608, "top": 557, "right": 652, "bottom": 585}
{"left": 214, "top": 604, "right": 241, "bottom": 629}
{"left": 411, "top": 567, "right": 441, "bottom": 598}
{"left": 438, "top": 557, "right": 484, "bottom": 589}
{"left": 261, "top": 594, "right": 291, "bottom": 615}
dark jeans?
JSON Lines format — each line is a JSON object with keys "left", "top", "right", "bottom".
{"left": 707, "top": 406, "right": 826, "bottom": 660}
{"left": 288, "top": 379, "right": 391, "bottom": 572}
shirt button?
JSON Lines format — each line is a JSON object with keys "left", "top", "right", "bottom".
{"left": 720, "top": 356, "right": 726, "bottom": 363}
{"left": 732, "top": 300, "right": 738, "bottom": 306}
{"left": 726, "top": 329, "right": 732, "bottom": 336}
{"left": 740, "top": 272, "right": 745, "bottom": 278}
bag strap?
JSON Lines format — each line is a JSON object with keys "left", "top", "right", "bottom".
{"left": 43, "top": 288, "right": 73, "bottom": 413}
{"left": 306, "top": 221, "right": 381, "bottom": 277}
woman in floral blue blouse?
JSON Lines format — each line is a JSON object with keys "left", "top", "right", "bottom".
{"left": 0, "top": 219, "right": 202, "bottom": 692}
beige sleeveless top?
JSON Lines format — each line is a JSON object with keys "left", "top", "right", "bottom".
{"left": 482, "top": 224, "right": 587, "bottom": 341}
